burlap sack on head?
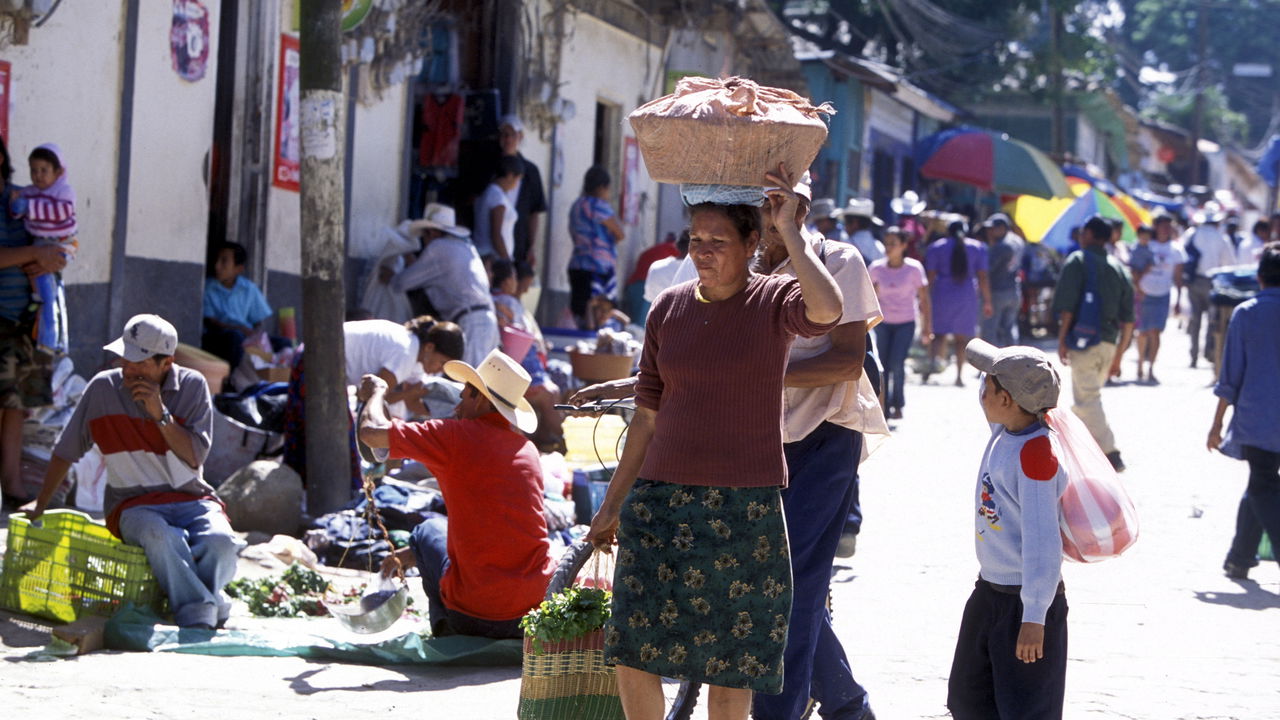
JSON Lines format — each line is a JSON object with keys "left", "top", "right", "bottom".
{"left": 629, "top": 76, "right": 834, "bottom": 187}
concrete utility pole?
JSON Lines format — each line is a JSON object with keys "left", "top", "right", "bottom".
{"left": 1048, "top": 3, "right": 1066, "bottom": 161}
{"left": 299, "top": 0, "right": 349, "bottom": 515}
{"left": 1189, "top": 0, "right": 1209, "bottom": 187}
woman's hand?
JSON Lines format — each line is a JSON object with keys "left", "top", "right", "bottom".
{"left": 585, "top": 504, "right": 620, "bottom": 551}
{"left": 763, "top": 164, "right": 801, "bottom": 236}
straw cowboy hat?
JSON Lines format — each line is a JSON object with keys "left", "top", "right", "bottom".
{"left": 406, "top": 203, "right": 470, "bottom": 237}
{"left": 890, "top": 190, "right": 927, "bottom": 216}
{"left": 839, "top": 197, "right": 884, "bottom": 226}
{"left": 444, "top": 348, "right": 538, "bottom": 433}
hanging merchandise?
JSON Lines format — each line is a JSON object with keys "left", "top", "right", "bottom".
{"left": 170, "top": 0, "right": 210, "bottom": 83}
{"left": 0, "top": 60, "right": 10, "bottom": 141}
{"left": 419, "top": 93, "right": 464, "bottom": 171}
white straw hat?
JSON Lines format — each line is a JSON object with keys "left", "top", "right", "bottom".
{"left": 444, "top": 349, "right": 538, "bottom": 433}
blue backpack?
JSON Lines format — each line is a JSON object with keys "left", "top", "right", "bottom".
{"left": 1068, "top": 251, "right": 1103, "bottom": 350}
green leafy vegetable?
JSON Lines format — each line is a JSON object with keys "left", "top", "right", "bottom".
{"left": 519, "top": 586, "right": 612, "bottom": 654}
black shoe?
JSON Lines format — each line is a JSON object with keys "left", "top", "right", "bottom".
{"left": 1224, "top": 562, "right": 1250, "bottom": 580}
{"left": 1106, "top": 450, "right": 1126, "bottom": 472}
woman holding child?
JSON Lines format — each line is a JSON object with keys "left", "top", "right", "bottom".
{"left": 586, "top": 165, "right": 843, "bottom": 719}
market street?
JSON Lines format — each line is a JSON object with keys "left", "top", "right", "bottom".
{"left": 2, "top": 325, "right": 1277, "bottom": 720}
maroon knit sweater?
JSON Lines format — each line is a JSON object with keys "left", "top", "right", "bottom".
{"left": 636, "top": 273, "right": 837, "bottom": 487}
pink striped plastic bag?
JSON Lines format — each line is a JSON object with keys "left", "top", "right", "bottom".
{"left": 1045, "top": 408, "right": 1140, "bottom": 562}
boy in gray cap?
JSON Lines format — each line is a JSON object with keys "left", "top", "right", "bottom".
{"left": 947, "top": 338, "right": 1070, "bottom": 720}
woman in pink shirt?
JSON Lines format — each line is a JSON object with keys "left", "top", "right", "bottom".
{"left": 868, "top": 228, "right": 932, "bottom": 419}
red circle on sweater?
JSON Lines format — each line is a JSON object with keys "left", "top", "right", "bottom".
{"left": 1020, "top": 435, "right": 1059, "bottom": 481}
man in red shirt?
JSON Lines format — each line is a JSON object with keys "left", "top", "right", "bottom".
{"left": 358, "top": 349, "right": 556, "bottom": 638}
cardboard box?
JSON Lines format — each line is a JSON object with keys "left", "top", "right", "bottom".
{"left": 256, "top": 367, "right": 292, "bottom": 383}
{"left": 51, "top": 615, "right": 109, "bottom": 655}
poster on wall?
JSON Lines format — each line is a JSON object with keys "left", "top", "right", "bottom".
{"left": 170, "top": 0, "right": 210, "bottom": 82}
{"left": 0, "top": 61, "right": 10, "bottom": 142}
{"left": 621, "top": 137, "right": 643, "bottom": 226}
{"left": 272, "top": 34, "right": 301, "bottom": 192}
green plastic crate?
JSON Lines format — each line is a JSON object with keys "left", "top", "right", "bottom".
{"left": 0, "top": 510, "right": 162, "bottom": 623}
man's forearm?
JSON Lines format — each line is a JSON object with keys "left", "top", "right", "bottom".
{"left": 784, "top": 351, "right": 863, "bottom": 388}
{"left": 33, "top": 456, "right": 73, "bottom": 508}
{"left": 160, "top": 421, "right": 201, "bottom": 469}
{"left": 358, "top": 389, "right": 393, "bottom": 448}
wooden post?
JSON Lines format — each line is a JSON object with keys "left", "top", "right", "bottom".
{"left": 299, "top": 0, "right": 350, "bottom": 515}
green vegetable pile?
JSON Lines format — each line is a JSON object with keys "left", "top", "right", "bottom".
{"left": 519, "top": 586, "right": 612, "bottom": 654}
{"left": 225, "top": 564, "right": 333, "bottom": 618}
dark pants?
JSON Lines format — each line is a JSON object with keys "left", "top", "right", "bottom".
{"left": 1225, "top": 446, "right": 1280, "bottom": 570}
{"left": 753, "top": 423, "right": 871, "bottom": 720}
{"left": 409, "top": 513, "right": 524, "bottom": 639}
{"left": 874, "top": 320, "right": 914, "bottom": 411}
{"left": 568, "top": 269, "right": 596, "bottom": 321}
{"left": 202, "top": 324, "right": 246, "bottom": 375}
{"left": 948, "top": 580, "right": 1069, "bottom": 720}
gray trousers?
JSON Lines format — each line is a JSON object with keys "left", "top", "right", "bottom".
{"left": 1186, "top": 276, "right": 1215, "bottom": 360}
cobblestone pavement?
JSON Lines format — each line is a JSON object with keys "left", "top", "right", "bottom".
{"left": 2, "top": 324, "right": 1278, "bottom": 719}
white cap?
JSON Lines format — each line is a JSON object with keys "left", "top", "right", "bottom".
{"left": 499, "top": 114, "right": 524, "bottom": 133}
{"left": 443, "top": 349, "right": 538, "bottom": 433}
{"left": 105, "top": 314, "right": 179, "bottom": 362}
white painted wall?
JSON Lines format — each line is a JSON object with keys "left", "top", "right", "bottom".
{"left": 262, "top": 39, "right": 408, "bottom": 278}
{"left": 2, "top": 1, "right": 128, "bottom": 285}
{"left": 536, "top": 11, "right": 663, "bottom": 293}
{"left": 347, "top": 83, "right": 408, "bottom": 259}
{"left": 125, "top": 0, "right": 222, "bottom": 266}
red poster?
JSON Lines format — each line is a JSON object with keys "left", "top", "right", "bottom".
{"left": 621, "top": 136, "right": 642, "bottom": 226}
{"left": 272, "top": 34, "right": 300, "bottom": 192}
{"left": 0, "top": 61, "right": 9, "bottom": 142}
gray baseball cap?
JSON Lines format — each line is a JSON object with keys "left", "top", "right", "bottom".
{"left": 966, "top": 338, "right": 1060, "bottom": 414}
{"left": 105, "top": 314, "right": 179, "bottom": 362}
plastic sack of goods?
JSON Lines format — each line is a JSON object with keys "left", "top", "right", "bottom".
{"left": 628, "top": 75, "right": 834, "bottom": 197}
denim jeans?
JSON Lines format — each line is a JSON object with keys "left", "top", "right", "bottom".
{"left": 874, "top": 321, "right": 915, "bottom": 411}
{"left": 1225, "top": 446, "right": 1280, "bottom": 570}
{"left": 409, "top": 513, "right": 524, "bottom": 639}
{"left": 980, "top": 289, "right": 1021, "bottom": 347}
{"left": 754, "top": 423, "right": 871, "bottom": 720}
{"left": 118, "top": 499, "right": 244, "bottom": 628}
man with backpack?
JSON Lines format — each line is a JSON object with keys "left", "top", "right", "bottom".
{"left": 1052, "top": 216, "right": 1135, "bottom": 472}
{"left": 1182, "top": 203, "right": 1238, "bottom": 367}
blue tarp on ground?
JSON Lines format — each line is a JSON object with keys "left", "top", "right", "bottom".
{"left": 103, "top": 604, "right": 522, "bottom": 666}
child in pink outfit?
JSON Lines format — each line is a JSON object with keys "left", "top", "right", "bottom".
{"left": 11, "top": 143, "right": 76, "bottom": 352}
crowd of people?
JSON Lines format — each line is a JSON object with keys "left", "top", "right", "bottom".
{"left": 3, "top": 99, "right": 1280, "bottom": 720}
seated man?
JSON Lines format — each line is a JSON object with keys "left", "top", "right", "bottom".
{"left": 25, "top": 314, "right": 242, "bottom": 629}
{"left": 202, "top": 241, "right": 274, "bottom": 371}
{"left": 358, "top": 348, "right": 556, "bottom": 638}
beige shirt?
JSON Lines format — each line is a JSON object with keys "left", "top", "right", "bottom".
{"left": 771, "top": 232, "right": 890, "bottom": 451}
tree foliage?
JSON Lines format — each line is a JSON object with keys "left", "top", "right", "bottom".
{"left": 1118, "top": 0, "right": 1280, "bottom": 146}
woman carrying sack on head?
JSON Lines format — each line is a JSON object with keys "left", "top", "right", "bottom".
{"left": 585, "top": 164, "right": 843, "bottom": 720}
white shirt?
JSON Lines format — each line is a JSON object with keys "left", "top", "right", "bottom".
{"left": 1183, "top": 224, "right": 1237, "bottom": 278}
{"left": 1236, "top": 233, "right": 1267, "bottom": 266}
{"left": 644, "top": 255, "right": 683, "bottom": 303}
{"left": 390, "top": 235, "right": 492, "bottom": 322}
{"left": 849, "top": 228, "right": 886, "bottom": 264}
{"left": 1139, "top": 240, "right": 1188, "bottom": 297}
{"left": 473, "top": 183, "right": 517, "bottom": 259}
{"left": 343, "top": 319, "right": 423, "bottom": 386}
{"left": 773, "top": 232, "right": 888, "bottom": 447}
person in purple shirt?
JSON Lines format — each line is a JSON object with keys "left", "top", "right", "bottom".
{"left": 925, "top": 220, "right": 992, "bottom": 387}
{"left": 1208, "top": 242, "right": 1280, "bottom": 580}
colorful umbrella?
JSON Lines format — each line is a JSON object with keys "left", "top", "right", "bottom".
{"left": 916, "top": 127, "right": 1071, "bottom": 199}
{"left": 1007, "top": 186, "right": 1137, "bottom": 253}
{"left": 1063, "top": 169, "right": 1152, "bottom": 230}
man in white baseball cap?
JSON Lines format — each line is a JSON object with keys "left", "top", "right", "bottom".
{"left": 24, "top": 313, "right": 242, "bottom": 629}
{"left": 356, "top": 348, "right": 553, "bottom": 638}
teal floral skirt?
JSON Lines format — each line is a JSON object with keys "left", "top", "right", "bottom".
{"left": 603, "top": 478, "right": 792, "bottom": 694}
